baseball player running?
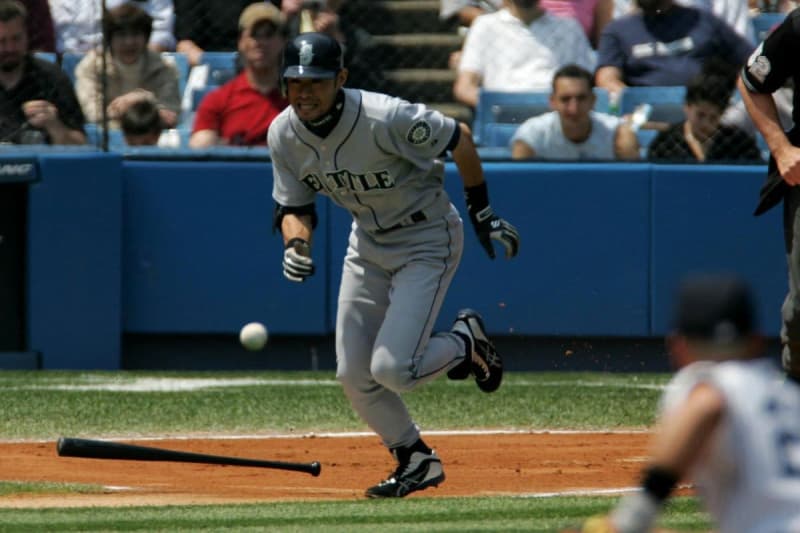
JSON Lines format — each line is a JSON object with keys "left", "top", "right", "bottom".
{"left": 574, "top": 274, "right": 800, "bottom": 533}
{"left": 269, "top": 32, "right": 520, "bottom": 498}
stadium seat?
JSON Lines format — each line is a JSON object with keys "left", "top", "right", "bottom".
{"left": 475, "top": 146, "right": 513, "bottom": 160}
{"left": 752, "top": 12, "right": 786, "bottom": 42}
{"left": 161, "top": 52, "right": 190, "bottom": 99}
{"left": 191, "top": 85, "right": 218, "bottom": 111}
{"left": 197, "top": 51, "right": 239, "bottom": 86}
{"left": 473, "top": 88, "right": 611, "bottom": 146}
{"left": 178, "top": 111, "right": 195, "bottom": 130}
{"left": 33, "top": 52, "right": 56, "bottom": 63}
{"left": 61, "top": 52, "right": 84, "bottom": 84}
{"left": 175, "top": 127, "right": 191, "bottom": 148}
{"left": 636, "top": 128, "right": 661, "bottom": 159}
{"left": 84, "top": 123, "right": 100, "bottom": 146}
{"left": 107, "top": 129, "right": 127, "bottom": 150}
{"left": 618, "top": 86, "right": 686, "bottom": 125}
{"left": 83, "top": 124, "right": 126, "bottom": 150}
{"left": 483, "top": 123, "right": 520, "bottom": 148}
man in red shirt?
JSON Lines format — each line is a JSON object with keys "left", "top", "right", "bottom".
{"left": 189, "top": 3, "right": 288, "bottom": 148}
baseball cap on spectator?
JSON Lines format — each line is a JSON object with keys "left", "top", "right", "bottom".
{"left": 673, "top": 274, "right": 756, "bottom": 344}
{"left": 238, "top": 3, "right": 285, "bottom": 33}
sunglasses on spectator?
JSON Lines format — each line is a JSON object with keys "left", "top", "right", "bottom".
{"left": 249, "top": 24, "right": 280, "bottom": 40}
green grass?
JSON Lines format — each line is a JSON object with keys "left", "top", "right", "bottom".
{"left": 0, "top": 370, "right": 710, "bottom": 532}
{"left": 0, "top": 371, "right": 666, "bottom": 439}
{"left": 0, "top": 481, "right": 104, "bottom": 497}
{"left": 0, "top": 496, "right": 709, "bottom": 532}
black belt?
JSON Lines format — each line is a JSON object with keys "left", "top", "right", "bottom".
{"left": 376, "top": 210, "right": 427, "bottom": 234}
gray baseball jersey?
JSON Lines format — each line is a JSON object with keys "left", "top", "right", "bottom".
{"left": 270, "top": 88, "right": 457, "bottom": 232}
{"left": 269, "top": 88, "right": 469, "bottom": 449}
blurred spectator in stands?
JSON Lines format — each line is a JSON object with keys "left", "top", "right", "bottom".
{"left": 440, "top": 0, "right": 504, "bottom": 26}
{"left": 696, "top": 54, "right": 781, "bottom": 135}
{"left": 120, "top": 96, "right": 163, "bottom": 145}
{"left": 613, "top": 0, "right": 755, "bottom": 41}
{"left": 280, "top": 0, "right": 345, "bottom": 40}
{"left": 278, "top": 1, "right": 377, "bottom": 90}
{"left": 595, "top": 0, "right": 754, "bottom": 101}
{"left": 453, "top": 0, "right": 595, "bottom": 109}
{"left": 0, "top": 0, "right": 85, "bottom": 144}
{"left": 440, "top": 1, "right": 503, "bottom": 70}
{"left": 676, "top": 0, "right": 756, "bottom": 42}
{"left": 442, "top": 0, "right": 612, "bottom": 46}
{"left": 539, "top": 0, "right": 614, "bottom": 48}
{"left": 49, "top": 0, "right": 176, "bottom": 54}
{"left": 189, "top": 2, "right": 287, "bottom": 147}
{"left": 511, "top": 64, "right": 639, "bottom": 159}
{"left": 748, "top": 0, "right": 795, "bottom": 14}
{"left": 174, "top": 0, "right": 263, "bottom": 66}
{"left": 21, "top": 0, "right": 54, "bottom": 52}
{"left": 75, "top": 3, "right": 180, "bottom": 129}
{"left": 648, "top": 73, "right": 761, "bottom": 161}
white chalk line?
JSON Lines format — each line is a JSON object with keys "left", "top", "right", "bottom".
{"left": 514, "top": 486, "right": 639, "bottom": 498}
{"left": 2, "top": 428, "right": 649, "bottom": 444}
{"left": 91, "top": 486, "right": 644, "bottom": 499}
{"left": 1, "top": 376, "right": 667, "bottom": 392}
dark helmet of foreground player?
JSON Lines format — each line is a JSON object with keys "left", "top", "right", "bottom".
{"left": 282, "top": 32, "right": 343, "bottom": 80}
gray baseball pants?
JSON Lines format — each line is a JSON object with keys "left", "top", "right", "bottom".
{"left": 335, "top": 206, "right": 467, "bottom": 449}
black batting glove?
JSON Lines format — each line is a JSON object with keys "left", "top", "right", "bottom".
{"left": 283, "top": 238, "right": 315, "bottom": 282}
{"left": 465, "top": 183, "right": 520, "bottom": 260}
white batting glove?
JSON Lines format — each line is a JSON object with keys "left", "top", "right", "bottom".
{"left": 283, "top": 238, "right": 314, "bottom": 282}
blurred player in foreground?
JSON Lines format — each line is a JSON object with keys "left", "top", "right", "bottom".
{"left": 269, "top": 32, "right": 520, "bottom": 498}
{"left": 573, "top": 273, "right": 800, "bottom": 532}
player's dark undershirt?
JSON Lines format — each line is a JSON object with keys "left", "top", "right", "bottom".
{"left": 303, "top": 89, "right": 345, "bottom": 138}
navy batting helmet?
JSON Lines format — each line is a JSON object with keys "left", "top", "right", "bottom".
{"left": 281, "top": 32, "right": 343, "bottom": 80}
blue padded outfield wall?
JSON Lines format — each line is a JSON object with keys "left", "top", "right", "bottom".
{"left": 8, "top": 152, "right": 785, "bottom": 368}
{"left": 25, "top": 152, "right": 122, "bottom": 369}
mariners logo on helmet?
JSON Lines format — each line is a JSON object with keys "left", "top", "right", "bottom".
{"left": 407, "top": 121, "right": 432, "bottom": 145}
{"left": 299, "top": 42, "right": 314, "bottom": 67}
{"left": 282, "top": 32, "right": 343, "bottom": 80}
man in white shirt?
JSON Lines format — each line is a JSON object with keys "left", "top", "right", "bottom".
{"left": 440, "top": 0, "right": 504, "bottom": 25}
{"left": 453, "top": 0, "right": 596, "bottom": 108}
{"left": 49, "top": 0, "right": 175, "bottom": 53}
{"left": 511, "top": 64, "right": 638, "bottom": 160}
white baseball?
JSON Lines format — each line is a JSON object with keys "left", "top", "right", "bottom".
{"left": 239, "top": 322, "right": 268, "bottom": 351}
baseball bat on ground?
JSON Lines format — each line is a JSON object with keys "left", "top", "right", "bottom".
{"left": 56, "top": 437, "right": 321, "bottom": 476}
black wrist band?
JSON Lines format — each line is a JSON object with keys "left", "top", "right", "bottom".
{"left": 642, "top": 465, "right": 678, "bottom": 502}
{"left": 464, "top": 182, "right": 490, "bottom": 214}
{"left": 286, "top": 237, "right": 309, "bottom": 250}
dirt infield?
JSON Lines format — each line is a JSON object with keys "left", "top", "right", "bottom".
{"left": 0, "top": 432, "right": 651, "bottom": 508}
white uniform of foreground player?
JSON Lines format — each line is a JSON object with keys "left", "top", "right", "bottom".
{"left": 269, "top": 32, "right": 520, "bottom": 499}
{"left": 576, "top": 274, "right": 800, "bottom": 533}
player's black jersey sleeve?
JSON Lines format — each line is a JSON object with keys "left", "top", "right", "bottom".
{"left": 742, "top": 8, "right": 800, "bottom": 94}
{"left": 439, "top": 124, "right": 461, "bottom": 158}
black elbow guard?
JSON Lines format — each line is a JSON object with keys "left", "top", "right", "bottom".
{"left": 273, "top": 202, "right": 318, "bottom": 233}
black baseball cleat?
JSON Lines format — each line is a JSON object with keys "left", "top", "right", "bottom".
{"left": 446, "top": 351, "right": 471, "bottom": 381}
{"left": 450, "top": 308, "right": 503, "bottom": 392}
{"left": 365, "top": 447, "right": 445, "bottom": 498}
